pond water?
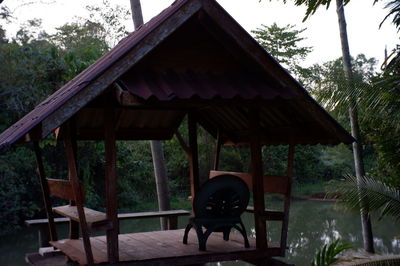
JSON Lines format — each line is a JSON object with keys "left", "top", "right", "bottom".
{"left": 0, "top": 200, "right": 399, "bottom": 266}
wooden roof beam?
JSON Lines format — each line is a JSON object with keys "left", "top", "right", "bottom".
{"left": 75, "top": 128, "right": 176, "bottom": 141}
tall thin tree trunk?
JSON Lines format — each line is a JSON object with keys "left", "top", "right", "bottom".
{"left": 130, "top": 0, "right": 144, "bottom": 29}
{"left": 150, "top": 141, "right": 171, "bottom": 230}
{"left": 129, "top": 0, "right": 171, "bottom": 230}
{"left": 336, "top": 0, "right": 374, "bottom": 253}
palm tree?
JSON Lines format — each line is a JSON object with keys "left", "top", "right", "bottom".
{"left": 331, "top": 175, "right": 400, "bottom": 221}
{"left": 271, "top": 0, "right": 400, "bottom": 254}
{"left": 270, "top": 0, "right": 375, "bottom": 252}
{"left": 335, "top": 0, "right": 374, "bottom": 252}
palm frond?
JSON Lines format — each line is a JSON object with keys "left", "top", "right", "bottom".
{"left": 311, "top": 238, "right": 352, "bottom": 266}
{"left": 378, "top": 0, "right": 400, "bottom": 30}
{"left": 328, "top": 175, "right": 400, "bottom": 221}
{"left": 267, "top": 0, "right": 350, "bottom": 22}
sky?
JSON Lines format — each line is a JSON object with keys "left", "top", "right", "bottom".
{"left": 1, "top": 0, "right": 398, "bottom": 67}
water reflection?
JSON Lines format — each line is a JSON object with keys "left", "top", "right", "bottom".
{"left": 0, "top": 200, "right": 399, "bottom": 266}
{"left": 211, "top": 200, "right": 400, "bottom": 266}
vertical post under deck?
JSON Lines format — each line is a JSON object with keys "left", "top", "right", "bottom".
{"left": 280, "top": 143, "right": 295, "bottom": 255}
{"left": 188, "top": 113, "right": 200, "bottom": 199}
{"left": 104, "top": 108, "right": 119, "bottom": 263}
{"left": 249, "top": 108, "right": 267, "bottom": 249}
{"left": 33, "top": 141, "right": 58, "bottom": 244}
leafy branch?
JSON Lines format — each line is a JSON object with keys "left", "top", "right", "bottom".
{"left": 311, "top": 238, "right": 352, "bottom": 266}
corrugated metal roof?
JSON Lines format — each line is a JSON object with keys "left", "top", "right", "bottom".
{"left": 120, "top": 71, "right": 298, "bottom": 101}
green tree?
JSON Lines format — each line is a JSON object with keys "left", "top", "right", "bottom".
{"left": 252, "top": 23, "right": 312, "bottom": 84}
{"left": 306, "top": 54, "right": 381, "bottom": 177}
{"left": 307, "top": 54, "right": 377, "bottom": 115}
{"left": 85, "top": 0, "right": 130, "bottom": 47}
{"left": 0, "top": 14, "right": 115, "bottom": 234}
{"left": 0, "top": 25, "right": 6, "bottom": 43}
{"left": 252, "top": 22, "right": 351, "bottom": 184}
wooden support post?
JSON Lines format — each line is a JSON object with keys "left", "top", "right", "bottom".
{"left": 188, "top": 113, "right": 200, "bottom": 200}
{"left": 249, "top": 108, "right": 268, "bottom": 249}
{"left": 167, "top": 216, "right": 178, "bottom": 230}
{"left": 280, "top": 143, "right": 295, "bottom": 255}
{"left": 63, "top": 124, "right": 94, "bottom": 265}
{"left": 33, "top": 141, "right": 58, "bottom": 244}
{"left": 37, "top": 224, "right": 51, "bottom": 247}
{"left": 104, "top": 108, "right": 119, "bottom": 263}
{"left": 213, "top": 130, "right": 222, "bottom": 171}
{"left": 69, "top": 125, "right": 79, "bottom": 240}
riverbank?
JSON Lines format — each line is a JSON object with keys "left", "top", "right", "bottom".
{"left": 335, "top": 250, "right": 400, "bottom": 265}
{"left": 292, "top": 194, "right": 338, "bottom": 202}
{"left": 292, "top": 181, "right": 338, "bottom": 202}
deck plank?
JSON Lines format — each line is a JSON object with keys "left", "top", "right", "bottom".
{"left": 51, "top": 229, "right": 279, "bottom": 265}
{"left": 52, "top": 205, "right": 107, "bottom": 224}
{"left": 140, "top": 231, "right": 192, "bottom": 257}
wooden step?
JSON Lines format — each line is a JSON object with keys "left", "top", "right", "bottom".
{"left": 25, "top": 252, "right": 67, "bottom": 266}
{"left": 52, "top": 205, "right": 109, "bottom": 230}
{"left": 246, "top": 206, "right": 285, "bottom": 221}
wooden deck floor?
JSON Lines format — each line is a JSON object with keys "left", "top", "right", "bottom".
{"left": 50, "top": 229, "right": 281, "bottom": 265}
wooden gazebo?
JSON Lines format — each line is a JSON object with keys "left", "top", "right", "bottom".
{"left": 0, "top": 0, "right": 353, "bottom": 265}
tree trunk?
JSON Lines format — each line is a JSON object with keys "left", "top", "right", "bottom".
{"left": 150, "top": 141, "right": 171, "bottom": 230}
{"left": 129, "top": 0, "right": 171, "bottom": 230}
{"left": 130, "top": 0, "right": 144, "bottom": 29}
{"left": 336, "top": 0, "right": 375, "bottom": 253}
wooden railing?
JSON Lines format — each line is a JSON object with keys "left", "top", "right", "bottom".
{"left": 25, "top": 210, "right": 190, "bottom": 247}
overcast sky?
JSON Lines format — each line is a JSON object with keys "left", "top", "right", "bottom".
{"left": 1, "top": 0, "right": 398, "bottom": 67}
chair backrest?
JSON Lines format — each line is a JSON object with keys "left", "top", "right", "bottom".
{"left": 46, "top": 178, "right": 84, "bottom": 203}
{"left": 209, "top": 170, "right": 289, "bottom": 195}
{"left": 194, "top": 174, "right": 249, "bottom": 219}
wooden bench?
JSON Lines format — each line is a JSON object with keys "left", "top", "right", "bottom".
{"left": 26, "top": 209, "right": 190, "bottom": 247}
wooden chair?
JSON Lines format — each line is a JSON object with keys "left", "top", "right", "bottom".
{"left": 34, "top": 133, "right": 109, "bottom": 265}
{"left": 48, "top": 179, "right": 109, "bottom": 231}
{"left": 183, "top": 174, "right": 250, "bottom": 251}
{"left": 45, "top": 178, "right": 109, "bottom": 265}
